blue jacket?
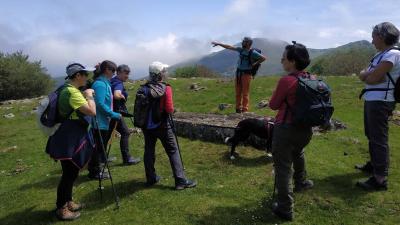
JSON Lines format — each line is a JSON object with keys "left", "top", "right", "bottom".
{"left": 92, "top": 75, "right": 121, "bottom": 130}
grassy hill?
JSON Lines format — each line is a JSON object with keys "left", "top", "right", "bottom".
{"left": 309, "top": 40, "right": 376, "bottom": 76}
{"left": 1, "top": 76, "right": 400, "bottom": 224}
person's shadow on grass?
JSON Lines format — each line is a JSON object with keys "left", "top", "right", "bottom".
{"left": 0, "top": 206, "right": 57, "bottom": 225}
{"left": 79, "top": 178, "right": 172, "bottom": 211}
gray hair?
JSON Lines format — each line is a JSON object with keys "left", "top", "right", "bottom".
{"left": 373, "top": 22, "right": 400, "bottom": 46}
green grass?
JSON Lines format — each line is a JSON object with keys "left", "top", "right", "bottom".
{"left": 1, "top": 76, "right": 400, "bottom": 224}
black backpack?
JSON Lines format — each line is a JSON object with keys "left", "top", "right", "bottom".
{"left": 359, "top": 47, "right": 400, "bottom": 103}
{"left": 239, "top": 48, "right": 262, "bottom": 76}
{"left": 285, "top": 73, "right": 334, "bottom": 127}
{"left": 133, "top": 82, "right": 166, "bottom": 129}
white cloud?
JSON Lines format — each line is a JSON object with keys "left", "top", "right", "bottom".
{"left": 218, "top": 0, "right": 268, "bottom": 27}
{"left": 23, "top": 32, "right": 212, "bottom": 78}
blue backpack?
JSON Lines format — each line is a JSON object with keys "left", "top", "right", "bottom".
{"left": 40, "top": 85, "right": 65, "bottom": 127}
{"left": 37, "top": 85, "right": 72, "bottom": 136}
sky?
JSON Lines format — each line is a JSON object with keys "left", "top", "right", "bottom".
{"left": 1, "top": 0, "right": 400, "bottom": 78}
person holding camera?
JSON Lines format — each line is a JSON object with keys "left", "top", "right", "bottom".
{"left": 87, "top": 60, "right": 122, "bottom": 180}
{"left": 268, "top": 42, "right": 314, "bottom": 221}
{"left": 356, "top": 22, "right": 400, "bottom": 191}
{"left": 142, "top": 61, "right": 197, "bottom": 190}
{"left": 109, "top": 64, "right": 141, "bottom": 165}
{"left": 212, "top": 37, "right": 266, "bottom": 113}
{"left": 46, "top": 63, "right": 96, "bottom": 220}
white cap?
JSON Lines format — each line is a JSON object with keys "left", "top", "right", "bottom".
{"left": 149, "top": 61, "right": 169, "bottom": 75}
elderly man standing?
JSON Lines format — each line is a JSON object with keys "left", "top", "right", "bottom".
{"left": 212, "top": 37, "right": 266, "bottom": 113}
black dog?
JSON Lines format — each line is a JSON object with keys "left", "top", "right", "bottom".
{"left": 225, "top": 117, "right": 274, "bottom": 159}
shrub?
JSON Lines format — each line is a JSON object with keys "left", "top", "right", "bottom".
{"left": 0, "top": 51, "right": 54, "bottom": 101}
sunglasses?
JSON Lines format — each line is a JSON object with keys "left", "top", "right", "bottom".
{"left": 108, "top": 67, "right": 116, "bottom": 73}
{"left": 79, "top": 71, "right": 89, "bottom": 76}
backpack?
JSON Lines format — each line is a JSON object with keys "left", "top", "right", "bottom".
{"left": 285, "top": 73, "right": 334, "bottom": 127}
{"left": 359, "top": 47, "right": 400, "bottom": 102}
{"left": 36, "top": 85, "right": 65, "bottom": 136}
{"left": 133, "top": 82, "right": 166, "bottom": 129}
{"left": 239, "top": 48, "right": 262, "bottom": 76}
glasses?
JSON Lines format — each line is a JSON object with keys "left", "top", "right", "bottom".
{"left": 108, "top": 67, "right": 116, "bottom": 73}
{"left": 122, "top": 70, "right": 130, "bottom": 74}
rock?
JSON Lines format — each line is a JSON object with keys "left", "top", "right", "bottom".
{"left": 129, "top": 127, "right": 142, "bottom": 134}
{"left": 194, "top": 87, "right": 206, "bottom": 91}
{"left": 189, "top": 83, "right": 199, "bottom": 90}
{"left": 0, "top": 146, "right": 17, "bottom": 153}
{"left": 0, "top": 100, "right": 15, "bottom": 105}
{"left": 257, "top": 100, "right": 269, "bottom": 109}
{"left": 168, "top": 77, "right": 177, "bottom": 80}
{"left": 218, "top": 103, "right": 232, "bottom": 111}
{"left": 1, "top": 106, "right": 13, "bottom": 110}
{"left": 3, "top": 113, "right": 15, "bottom": 118}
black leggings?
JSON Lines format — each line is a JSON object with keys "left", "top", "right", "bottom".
{"left": 56, "top": 160, "right": 80, "bottom": 209}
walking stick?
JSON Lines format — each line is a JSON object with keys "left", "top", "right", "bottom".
{"left": 93, "top": 116, "right": 120, "bottom": 209}
{"left": 271, "top": 166, "right": 276, "bottom": 201}
{"left": 168, "top": 114, "right": 185, "bottom": 170}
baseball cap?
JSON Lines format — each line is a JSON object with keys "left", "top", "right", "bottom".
{"left": 65, "top": 62, "right": 94, "bottom": 79}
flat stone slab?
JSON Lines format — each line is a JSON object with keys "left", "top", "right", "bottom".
{"left": 172, "top": 112, "right": 346, "bottom": 150}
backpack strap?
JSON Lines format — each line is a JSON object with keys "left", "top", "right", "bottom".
{"left": 248, "top": 49, "right": 254, "bottom": 66}
{"left": 359, "top": 47, "right": 400, "bottom": 99}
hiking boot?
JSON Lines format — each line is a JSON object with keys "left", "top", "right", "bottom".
{"left": 355, "top": 161, "right": 374, "bottom": 174}
{"left": 175, "top": 178, "right": 197, "bottom": 190}
{"left": 88, "top": 171, "right": 110, "bottom": 180}
{"left": 271, "top": 202, "right": 293, "bottom": 221}
{"left": 146, "top": 175, "right": 161, "bottom": 186}
{"left": 56, "top": 204, "right": 81, "bottom": 221}
{"left": 356, "top": 176, "right": 387, "bottom": 191}
{"left": 67, "top": 201, "right": 84, "bottom": 212}
{"left": 294, "top": 179, "right": 314, "bottom": 192}
{"left": 235, "top": 109, "right": 242, "bottom": 113}
{"left": 123, "top": 156, "right": 141, "bottom": 166}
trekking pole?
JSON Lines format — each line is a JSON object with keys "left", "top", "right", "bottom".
{"left": 168, "top": 114, "right": 185, "bottom": 170}
{"left": 93, "top": 115, "right": 120, "bottom": 209}
{"left": 271, "top": 166, "right": 276, "bottom": 201}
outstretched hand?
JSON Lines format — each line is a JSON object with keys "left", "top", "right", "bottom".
{"left": 211, "top": 41, "right": 219, "bottom": 47}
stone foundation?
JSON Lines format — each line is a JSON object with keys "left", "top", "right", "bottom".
{"left": 172, "top": 112, "right": 346, "bottom": 150}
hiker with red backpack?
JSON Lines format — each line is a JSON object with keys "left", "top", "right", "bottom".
{"left": 45, "top": 63, "right": 96, "bottom": 220}
{"left": 134, "top": 61, "right": 197, "bottom": 190}
{"left": 268, "top": 42, "right": 333, "bottom": 221}
{"left": 212, "top": 37, "right": 266, "bottom": 113}
{"left": 356, "top": 22, "right": 400, "bottom": 191}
